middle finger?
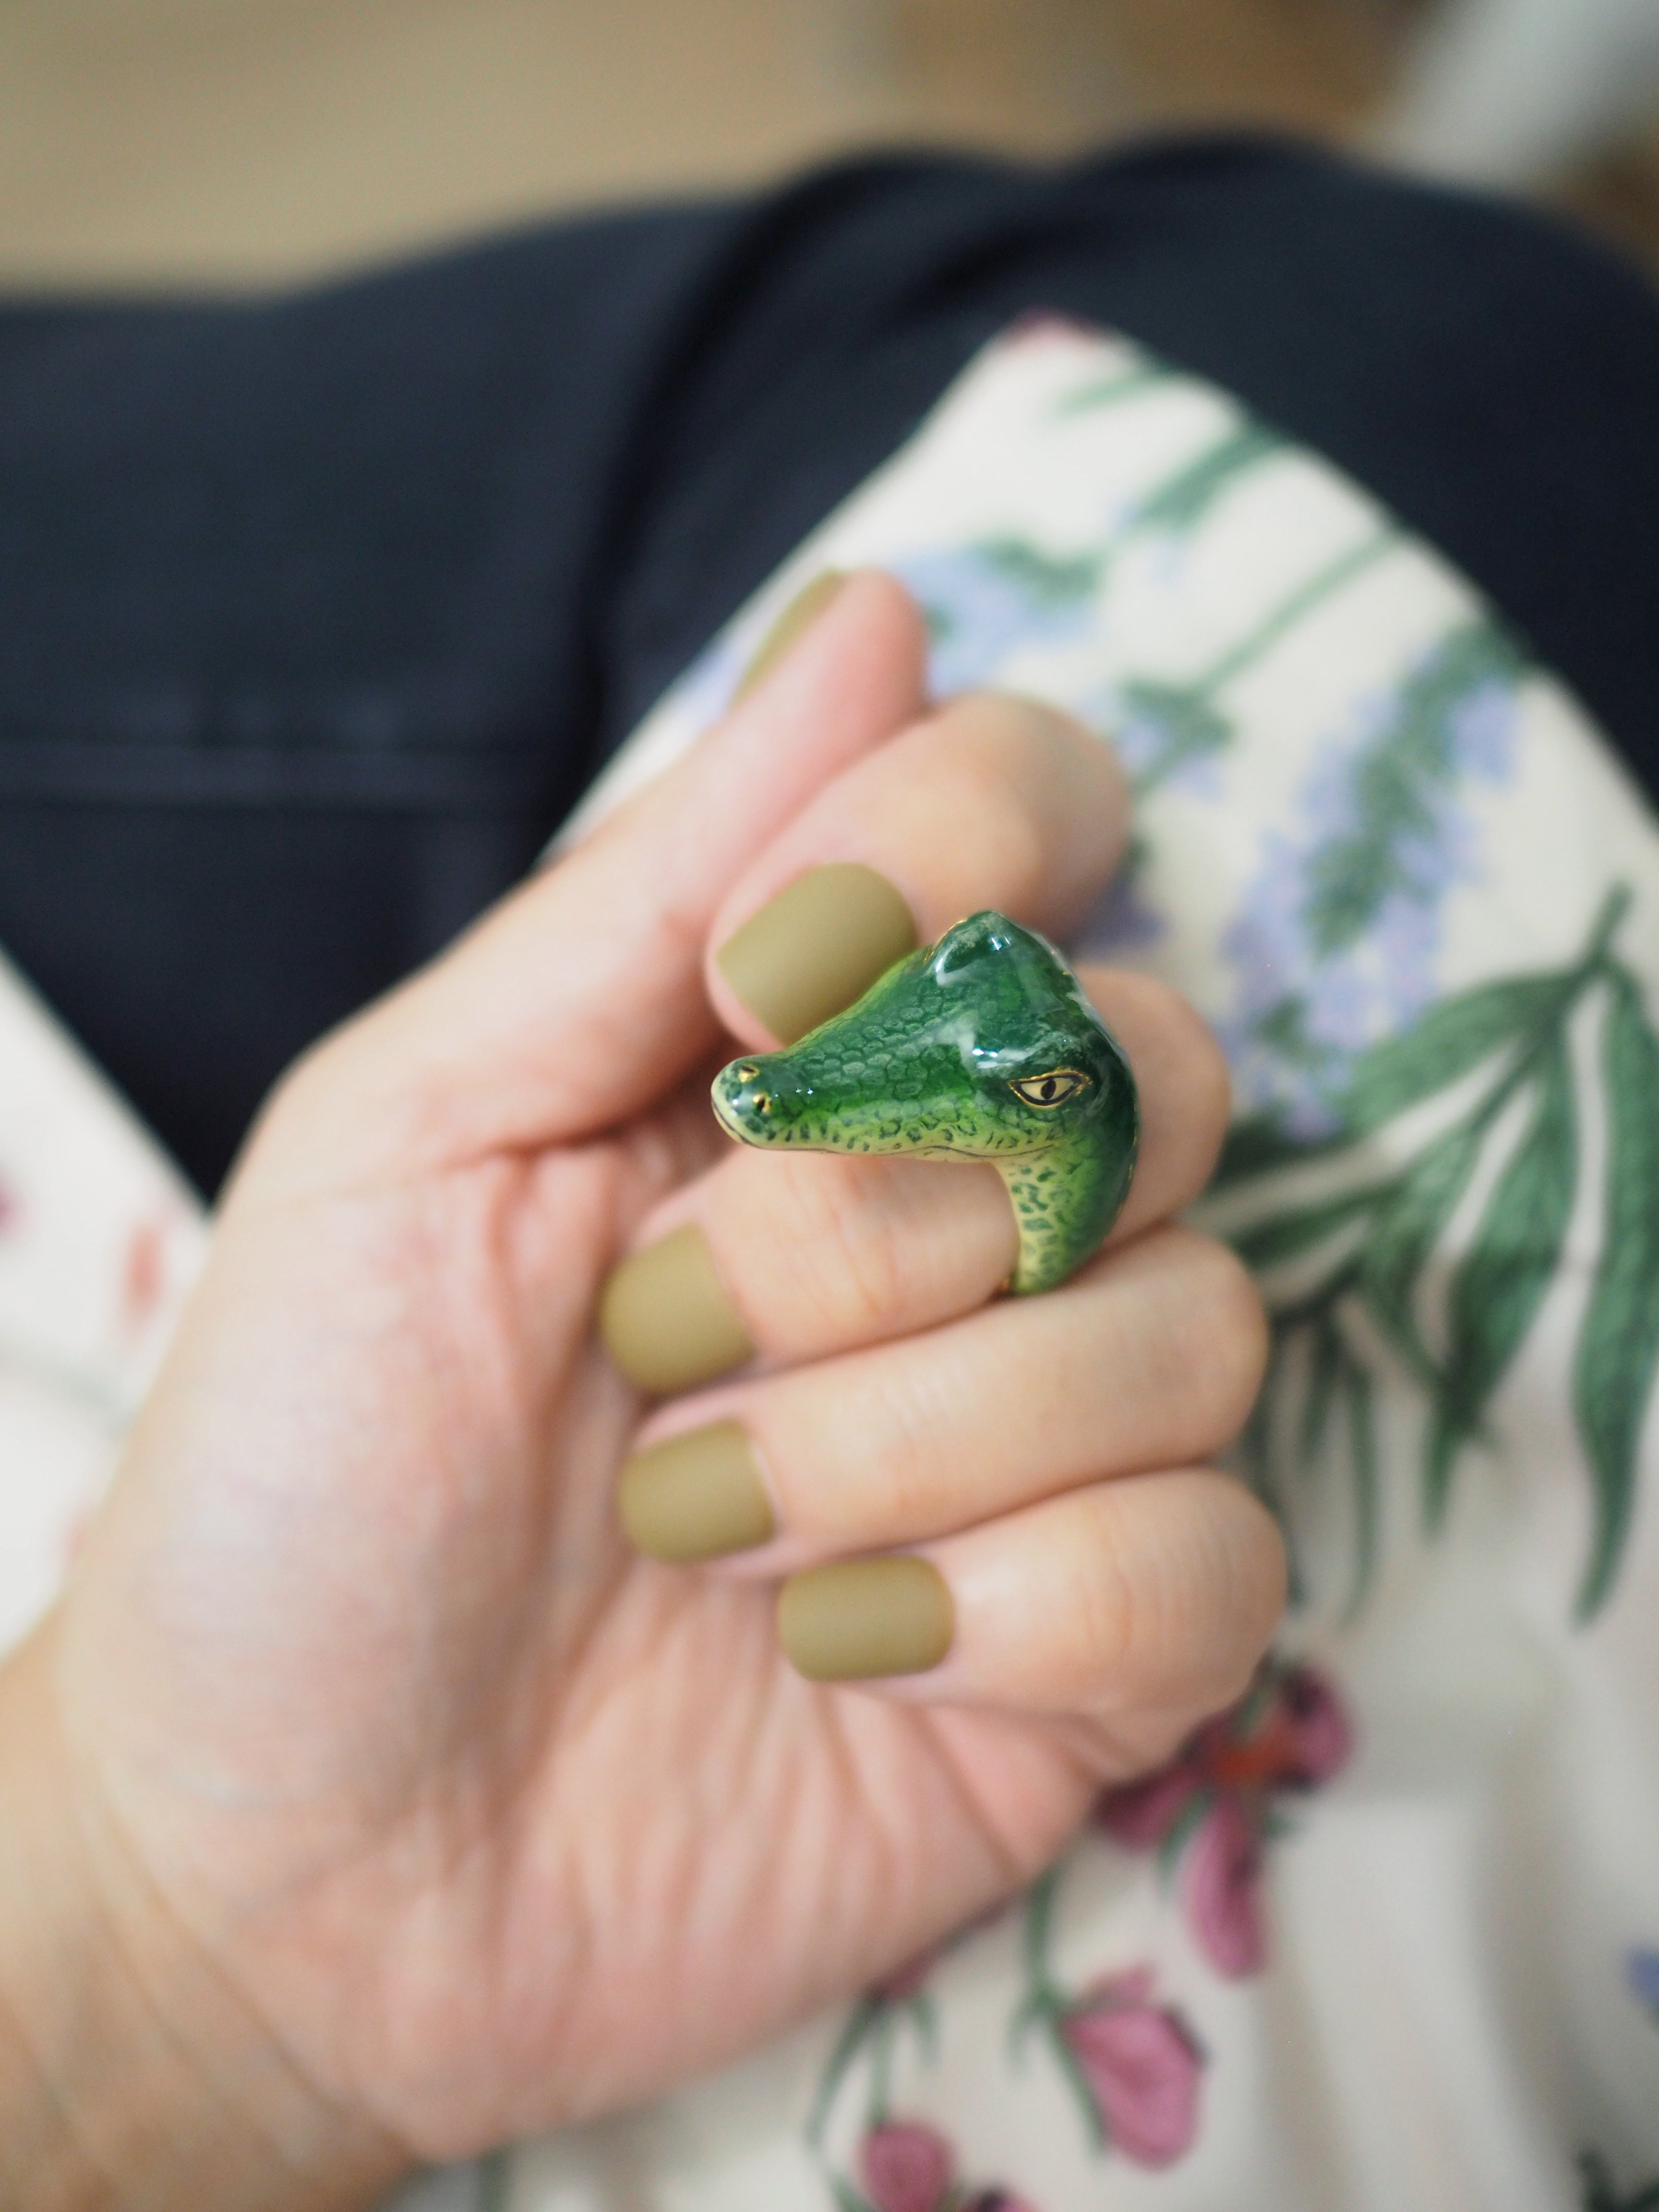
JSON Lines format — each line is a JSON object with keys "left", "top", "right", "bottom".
{"left": 618, "top": 1224, "right": 1267, "bottom": 1567}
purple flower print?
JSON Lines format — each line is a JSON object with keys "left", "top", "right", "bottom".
{"left": 1097, "top": 1661, "right": 1351, "bottom": 1978}
{"left": 891, "top": 541, "right": 1102, "bottom": 698}
{"left": 1060, "top": 1968, "right": 1205, "bottom": 2168}
{"left": 1220, "top": 624, "right": 1521, "bottom": 1131}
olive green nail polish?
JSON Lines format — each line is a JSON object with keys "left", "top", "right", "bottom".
{"left": 617, "top": 1421, "right": 776, "bottom": 1563}
{"left": 599, "top": 1225, "right": 753, "bottom": 1396}
{"left": 733, "top": 570, "right": 847, "bottom": 702}
{"left": 716, "top": 862, "right": 917, "bottom": 1045}
{"left": 777, "top": 1556, "right": 955, "bottom": 1682}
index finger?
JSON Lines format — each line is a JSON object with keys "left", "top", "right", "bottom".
{"left": 705, "top": 691, "right": 1128, "bottom": 1050}
{"left": 252, "top": 572, "right": 928, "bottom": 1186}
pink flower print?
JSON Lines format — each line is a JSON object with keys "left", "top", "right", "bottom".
{"left": 1180, "top": 1792, "right": 1265, "bottom": 1976}
{"left": 859, "top": 2120, "right": 955, "bottom": 2212}
{"left": 1060, "top": 1968, "right": 1204, "bottom": 2168}
{"left": 121, "top": 1216, "right": 168, "bottom": 1335}
{"left": 0, "top": 1174, "right": 17, "bottom": 1234}
{"left": 1095, "top": 1750, "right": 1204, "bottom": 1850}
{"left": 1094, "top": 1660, "right": 1351, "bottom": 1979}
{"left": 1276, "top": 1665, "right": 1350, "bottom": 1785}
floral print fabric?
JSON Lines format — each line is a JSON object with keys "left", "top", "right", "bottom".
{"left": 5, "top": 320, "right": 1659, "bottom": 2211}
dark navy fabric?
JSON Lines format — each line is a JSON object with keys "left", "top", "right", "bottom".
{"left": 2, "top": 137, "right": 1655, "bottom": 1192}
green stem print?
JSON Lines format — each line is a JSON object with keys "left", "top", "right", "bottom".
{"left": 1209, "top": 886, "right": 1659, "bottom": 1621}
{"left": 1010, "top": 1868, "right": 1206, "bottom": 2165}
{"left": 1120, "top": 528, "right": 1398, "bottom": 799}
{"left": 906, "top": 418, "right": 1289, "bottom": 695}
{"left": 1052, "top": 361, "right": 1177, "bottom": 417}
{"left": 1011, "top": 1869, "right": 1109, "bottom": 2152}
{"left": 806, "top": 1974, "right": 939, "bottom": 2150}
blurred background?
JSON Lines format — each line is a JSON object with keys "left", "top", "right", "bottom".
{"left": 1, "top": 0, "right": 1657, "bottom": 291}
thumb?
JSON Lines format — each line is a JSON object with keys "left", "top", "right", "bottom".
{"left": 254, "top": 571, "right": 929, "bottom": 1184}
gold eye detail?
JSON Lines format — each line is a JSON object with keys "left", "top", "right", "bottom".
{"left": 736, "top": 1065, "right": 759, "bottom": 1082}
{"left": 1009, "top": 1068, "right": 1090, "bottom": 1109}
{"left": 753, "top": 1093, "right": 771, "bottom": 1113}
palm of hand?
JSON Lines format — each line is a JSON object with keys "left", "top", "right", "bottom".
{"left": 30, "top": 582, "right": 1273, "bottom": 2187}
{"left": 62, "top": 1074, "right": 1111, "bottom": 2159}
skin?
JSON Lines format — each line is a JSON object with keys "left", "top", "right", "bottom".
{"left": 0, "top": 574, "right": 1281, "bottom": 2210}
{"left": 712, "top": 909, "right": 1139, "bottom": 1293}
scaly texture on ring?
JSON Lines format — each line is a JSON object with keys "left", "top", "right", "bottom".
{"left": 712, "top": 911, "right": 1139, "bottom": 1293}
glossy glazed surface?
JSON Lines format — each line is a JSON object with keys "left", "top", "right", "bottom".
{"left": 712, "top": 910, "right": 1139, "bottom": 1293}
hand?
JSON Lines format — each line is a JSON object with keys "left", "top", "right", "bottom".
{"left": 0, "top": 574, "right": 1283, "bottom": 2209}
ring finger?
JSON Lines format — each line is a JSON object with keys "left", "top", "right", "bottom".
{"left": 600, "top": 966, "right": 1232, "bottom": 1396}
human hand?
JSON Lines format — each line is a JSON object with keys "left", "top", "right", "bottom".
{"left": 0, "top": 574, "right": 1282, "bottom": 2209}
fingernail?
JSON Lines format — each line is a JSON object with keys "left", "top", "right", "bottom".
{"left": 600, "top": 1224, "right": 754, "bottom": 1396}
{"left": 617, "top": 1421, "right": 776, "bottom": 1563}
{"left": 733, "top": 570, "right": 847, "bottom": 702}
{"left": 777, "top": 1556, "right": 955, "bottom": 1682}
{"left": 716, "top": 863, "right": 917, "bottom": 1044}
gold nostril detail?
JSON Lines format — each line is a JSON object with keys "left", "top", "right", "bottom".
{"left": 736, "top": 1064, "right": 758, "bottom": 1081}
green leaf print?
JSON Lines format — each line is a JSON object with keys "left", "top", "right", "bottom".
{"left": 1130, "top": 421, "right": 1284, "bottom": 534}
{"left": 1230, "top": 1184, "right": 1380, "bottom": 1274}
{"left": 1214, "top": 1114, "right": 1348, "bottom": 1188}
{"left": 1341, "top": 974, "right": 1569, "bottom": 1136}
{"left": 1426, "top": 1028, "right": 1577, "bottom": 1526}
{"left": 1300, "top": 1315, "right": 1344, "bottom": 1468}
{"left": 1343, "top": 1351, "right": 1380, "bottom": 1619}
{"left": 976, "top": 537, "right": 1104, "bottom": 606}
{"left": 1359, "top": 1120, "right": 1484, "bottom": 1389}
{"left": 1212, "top": 888, "right": 1658, "bottom": 1623}
{"left": 1574, "top": 969, "right": 1659, "bottom": 1617}
{"left": 1300, "top": 624, "right": 1527, "bottom": 959}
{"left": 1052, "top": 361, "right": 1172, "bottom": 416}
{"left": 1118, "top": 680, "right": 1233, "bottom": 795}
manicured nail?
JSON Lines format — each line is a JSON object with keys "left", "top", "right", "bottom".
{"left": 716, "top": 863, "right": 917, "bottom": 1045}
{"left": 733, "top": 570, "right": 847, "bottom": 702}
{"left": 778, "top": 1556, "right": 955, "bottom": 1682}
{"left": 617, "top": 1421, "right": 776, "bottom": 1563}
{"left": 599, "top": 1224, "right": 754, "bottom": 1396}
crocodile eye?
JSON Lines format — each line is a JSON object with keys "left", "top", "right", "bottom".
{"left": 1009, "top": 1068, "right": 1090, "bottom": 1109}
{"left": 735, "top": 1065, "right": 759, "bottom": 1082}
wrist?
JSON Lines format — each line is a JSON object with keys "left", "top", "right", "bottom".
{"left": 0, "top": 1622, "right": 409, "bottom": 2212}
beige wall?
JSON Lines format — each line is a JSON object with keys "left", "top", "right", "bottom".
{"left": 0, "top": 0, "right": 1387, "bottom": 290}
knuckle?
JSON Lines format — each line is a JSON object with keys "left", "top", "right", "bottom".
{"left": 810, "top": 1183, "right": 917, "bottom": 1345}
{"left": 1161, "top": 1231, "right": 1271, "bottom": 1443}
{"left": 847, "top": 1360, "right": 957, "bottom": 1533}
{"left": 1161, "top": 1002, "right": 1234, "bottom": 1169}
{"left": 1061, "top": 1476, "right": 1287, "bottom": 1714}
{"left": 1064, "top": 1523, "right": 1141, "bottom": 1691}
{"left": 745, "top": 1158, "right": 914, "bottom": 1349}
